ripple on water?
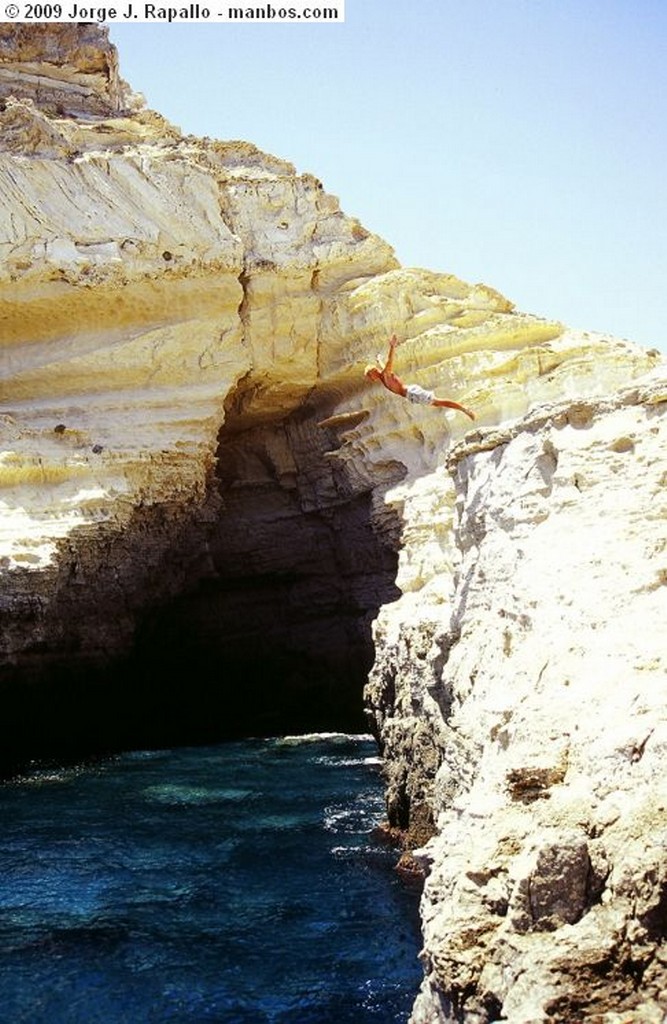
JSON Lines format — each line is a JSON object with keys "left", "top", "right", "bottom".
{"left": 0, "top": 735, "right": 422, "bottom": 1024}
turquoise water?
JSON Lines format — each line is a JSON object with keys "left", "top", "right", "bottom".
{"left": 0, "top": 735, "right": 422, "bottom": 1023}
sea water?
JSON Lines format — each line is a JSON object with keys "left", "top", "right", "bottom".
{"left": 0, "top": 735, "right": 422, "bottom": 1023}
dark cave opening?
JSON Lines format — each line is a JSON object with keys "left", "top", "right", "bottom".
{"left": 128, "top": 401, "right": 402, "bottom": 742}
{"left": 0, "top": 399, "right": 402, "bottom": 773}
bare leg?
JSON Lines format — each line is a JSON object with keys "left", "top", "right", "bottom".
{"left": 431, "top": 398, "right": 475, "bottom": 421}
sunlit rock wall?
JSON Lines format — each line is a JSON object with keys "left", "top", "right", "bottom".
{"left": 0, "top": 23, "right": 132, "bottom": 116}
{"left": 0, "top": 24, "right": 405, "bottom": 758}
{"left": 378, "top": 372, "right": 667, "bottom": 1023}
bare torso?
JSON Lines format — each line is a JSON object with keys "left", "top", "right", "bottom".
{"left": 378, "top": 368, "right": 407, "bottom": 398}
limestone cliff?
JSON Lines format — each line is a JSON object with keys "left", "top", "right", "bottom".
{"left": 1, "top": 25, "right": 666, "bottom": 1023}
{"left": 368, "top": 374, "right": 667, "bottom": 1023}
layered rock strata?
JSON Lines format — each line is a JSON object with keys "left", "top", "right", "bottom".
{"left": 1, "top": 25, "right": 666, "bottom": 1022}
{"left": 0, "top": 24, "right": 131, "bottom": 117}
{"left": 0, "top": 25, "right": 399, "bottom": 757}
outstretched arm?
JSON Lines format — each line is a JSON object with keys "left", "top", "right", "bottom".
{"left": 381, "top": 334, "right": 399, "bottom": 374}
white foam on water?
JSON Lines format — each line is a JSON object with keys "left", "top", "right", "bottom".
{"left": 143, "top": 784, "right": 254, "bottom": 805}
{"left": 276, "top": 732, "right": 374, "bottom": 745}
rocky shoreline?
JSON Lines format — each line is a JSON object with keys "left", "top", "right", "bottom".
{"left": 1, "top": 26, "right": 666, "bottom": 1022}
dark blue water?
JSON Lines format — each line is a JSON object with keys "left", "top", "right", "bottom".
{"left": 0, "top": 734, "right": 422, "bottom": 1023}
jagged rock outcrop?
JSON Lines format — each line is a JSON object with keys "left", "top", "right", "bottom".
{"left": 1, "top": 25, "right": 666, "bottom": 1021}
{"left": 367, "top": 373, "right": 667, "bottom": 1022}
{"left": 0, "top": 24, "right": 133, "bottom": 117}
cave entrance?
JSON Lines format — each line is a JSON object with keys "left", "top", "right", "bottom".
{"left": 0, "top": 392, "right": 402, "bottom": 773}
{"left": 132, "top": 394, "right": 402, "bottom": 742}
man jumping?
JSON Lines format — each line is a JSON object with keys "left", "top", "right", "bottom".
{"left": 365, "top": 335, "right": 475, "bottom": 421}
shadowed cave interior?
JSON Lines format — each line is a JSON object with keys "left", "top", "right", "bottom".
{"left": 0, "top": 397, "right": 403, "bottom": 772}
{"left": 131, "top": 400, "right": 403, "bottom": 740}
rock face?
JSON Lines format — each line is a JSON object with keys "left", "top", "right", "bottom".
{"left": 1, "top": 25, "right": 666, "bottom": 1021}
{"left": 369, "top": 375, "right": 667, "bottom": 1022}
{"left": 0, "top": 24, "right": 132, "bottom": 117}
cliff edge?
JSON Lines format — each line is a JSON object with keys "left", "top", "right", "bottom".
{"left": 1, "top": 25, "right": 666, "bottom": 1023}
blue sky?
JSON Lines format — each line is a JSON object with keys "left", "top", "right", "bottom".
{"left": 109, "top": 1, "right": 667, "bottom": 351}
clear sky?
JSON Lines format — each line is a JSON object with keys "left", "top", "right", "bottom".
{"left": 109, "top": 0, "right": 667, "bottom": 351}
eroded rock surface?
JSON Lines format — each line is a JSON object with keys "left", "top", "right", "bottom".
{"left": 0, "top": 24, "right": 133, "bottom": 116}
{"left": 369, "top": 375, "right": 667, "bottom": 1022}
{"left": 1, "top": 25, "right": 666, "bottom": 1022}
